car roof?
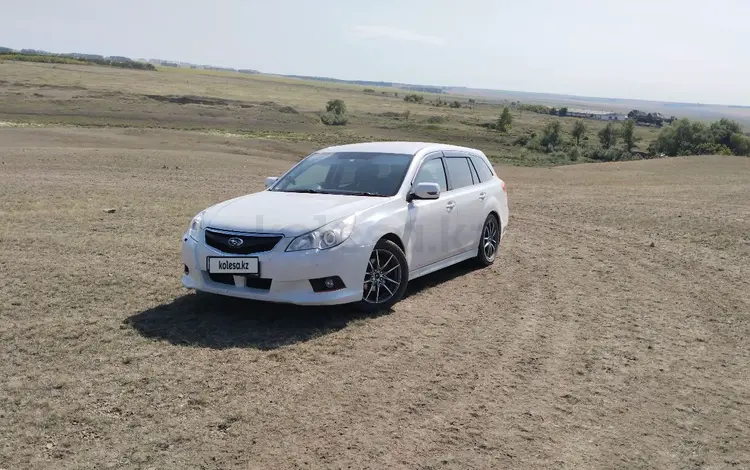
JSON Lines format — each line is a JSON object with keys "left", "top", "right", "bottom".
{"left": 318, "top": 141, "right": 483, "bottom": 156}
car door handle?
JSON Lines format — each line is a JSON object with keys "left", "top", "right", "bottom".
{"left": 445, "top": 201, "right": 456, "bottom": 211}
{"left": 479, "top": 192, "right": 487, "bottom": 201}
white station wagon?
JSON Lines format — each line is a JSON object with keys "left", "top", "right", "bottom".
{"left": 181, "top": 142, "right": 509, "bottom": 310}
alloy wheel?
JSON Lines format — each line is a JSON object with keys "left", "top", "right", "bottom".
{"left": 363, "top": 248, "right": 402, "bottom": 304}
{"left": 483, "top": 217, "right": 499, "bottom": 261}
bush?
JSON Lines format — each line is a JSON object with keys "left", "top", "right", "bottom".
{"left": 320, "top": 112, "right": 348, "bottom": 125}
{"left": 540, "top": 121, "right": 563, "bottom": 150}
{"left": 425, "top": 115, "right": 449, "bottom": 124}
{"left": 320, "top": 99, "right": 348, "bottom": 125}
{"left": 403, "top": 93, "right": 424, "bottom": 103}
{"left": 363, "top": 88, "right": 375, "bottom": 93}
{"left": 449, "top": 101, "right": 461, "bottom": 108}
{"left": 588, "top": 147, "right": 633, "bottom": 162}
{"left": 513, "top": 135, "right": 530, "bottom": 146}
{"left": 278, "top": 106, "right": 298, "bottom": 114}
{"left": 568, "top": 146, "right": 581, "bottom": 161}
{"left": 325, "top": 99, "right": 346, "bottom": 115}
{"left": 518, "top": 104, "right": 551, "bottom": 114}
{"left": 525, "top": 137, "right": 546, "bottom": 153}
{"left": 550, "top": 150, "right": 568, "bottom": 161}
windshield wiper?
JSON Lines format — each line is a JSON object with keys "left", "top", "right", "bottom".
{"left": 340, "top": 191, "right": 386, "bottom": 197}
{"left": 281, "top": 189, "right": 328, "bottom": 194}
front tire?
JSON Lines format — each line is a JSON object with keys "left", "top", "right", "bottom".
{"left": 358, "top": 239, "right": 409, "bottom": 312}
{"left": 476, "top": 214, "right": 500, "bottom": 266}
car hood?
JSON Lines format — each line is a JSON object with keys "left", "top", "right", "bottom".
{"left": 203, "top": 191, "right": 390, "bottom": 236}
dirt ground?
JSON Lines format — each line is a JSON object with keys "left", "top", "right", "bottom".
{"left": 0, "top": 127, "right": 748, "bottom": 470}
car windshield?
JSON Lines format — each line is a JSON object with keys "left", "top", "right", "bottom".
{"left": 270, "top": 151, "right": 414, "bottom": 197}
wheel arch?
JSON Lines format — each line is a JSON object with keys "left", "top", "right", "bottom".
{"left": 379, "top": 232, "right": 405, "bottom": 253}
{"left": 487, "top": 210, "right": 501, "bottom": 228}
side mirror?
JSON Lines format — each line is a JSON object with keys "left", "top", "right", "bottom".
{"left": 264, "top": 177, "right": 278, "bottom": 189}
{"left": 409, "top": 182, "right": 440, "bottom": 201}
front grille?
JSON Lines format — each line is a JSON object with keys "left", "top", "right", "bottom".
{"left": 204, "top": 229, "right": 282, "bottom": 255}
{"left": 207, "top": 273, "right": 272, "bottom": 290}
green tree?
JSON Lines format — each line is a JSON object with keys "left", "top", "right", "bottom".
{"left": 571, "top": 120, "right": 587, "bottom": 146}
{"left": 598, "top": 122, "right": 618, "bottom": 149}
{"left": 729, "top": 133, "right": 750, "bottom": 156}
{"left": 620, "top": 119, "right": 640, "bottom": 152}
{"left": 321, "top": 99, "right": 348, "bottom": 125}
{"left": 559, "top": 107, "right": 568, "bottom": 117}
{"left": 326, "top": 99, "right": 346, "bottom": 115}
{"left": 540, "top": 121, "right": 563, "bottom": 151}
{"left": 710, "top": 118, "right": 742, "bottom": 148}
{"left": 496, "top": 106, "right": 513, "bottom": 132}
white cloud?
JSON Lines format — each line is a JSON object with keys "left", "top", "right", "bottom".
{"left": 350, "top": 25, "right": 446, "bottom": 46}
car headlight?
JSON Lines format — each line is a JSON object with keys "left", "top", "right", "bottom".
{"left": 286, "top": 215, "right": 355, "bottom": 252}
{"left": 188, "top": 210, "right": 206, "bottom": 241}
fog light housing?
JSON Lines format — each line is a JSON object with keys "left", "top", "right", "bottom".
{"left": 309, "top": 276, "right": 345, "bottom": 292}
{"left": 184, "top": 264, "right": 190, "bottom": 275}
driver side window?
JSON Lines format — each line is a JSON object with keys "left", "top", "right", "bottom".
{"left": 413, "top": 158, "right": 447, "bottom": 192}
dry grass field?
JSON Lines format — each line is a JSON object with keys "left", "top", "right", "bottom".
{"left": 1, "top": 62, "right": 749, "bottom": 469}
{"left": 0, "top": 61, "right": 661, "bottom": 166}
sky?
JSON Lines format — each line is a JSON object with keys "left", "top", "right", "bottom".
{"left": 3, "top": 0, "right": 749, "bottom": 106}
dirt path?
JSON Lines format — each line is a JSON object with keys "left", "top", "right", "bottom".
{"left": 0, "top": 128, "right": 748, "bottom": 469}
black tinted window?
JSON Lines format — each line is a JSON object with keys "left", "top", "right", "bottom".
{"left": 445, "top": 157, "right": 474, "bottom": 190}
{"left": 470, "top": 155, "right": 494, "bottom": 182}
{"left": 414, "top": 158, "right": 447, "bottom": 192}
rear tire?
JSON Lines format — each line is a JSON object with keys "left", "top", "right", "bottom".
{"left": 357, "top": 239, "right": 409, "bottom": 312}
{"left": 476, "top": 214, "right": 500, "bottom": 266}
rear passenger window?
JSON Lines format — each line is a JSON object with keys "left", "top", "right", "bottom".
{"left": 470, "top": 155, "right": 494, "bottom": 182}
{"left": 445, "top": 157, "right": 474, "bottom": 190}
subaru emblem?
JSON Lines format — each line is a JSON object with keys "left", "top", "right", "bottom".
{"left": 227, "top": 237, "right": 244, "bottom": 247}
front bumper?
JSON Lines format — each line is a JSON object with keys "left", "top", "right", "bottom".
{"left": 181, "top": 231, "right": 372, "bottom": 306}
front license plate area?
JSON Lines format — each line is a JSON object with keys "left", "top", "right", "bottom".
{"left": 207, "top": 257, "right": 260, "bottom": 276}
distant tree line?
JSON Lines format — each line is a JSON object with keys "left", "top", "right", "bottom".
{"left": 0, "top": 51, "right": 156, "bottom": 70}
{"left": 648, "top": 118, "right": 750, "bottom": 156}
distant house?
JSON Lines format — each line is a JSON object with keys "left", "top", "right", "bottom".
{"left": 566, "top": 108, "right": 627, "bottom": 121}
{"left": 628, "top": 110, "right": 675, "bottom": 127}
{"left": 598, "top": 112, "right": 627, "bottom": 121}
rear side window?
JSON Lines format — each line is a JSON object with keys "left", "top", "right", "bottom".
{"left": 470, "top": 155, "right": 494, "bottom": 182}
{"left": 445, "top": 157, "right": 474, "bottom": 190}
